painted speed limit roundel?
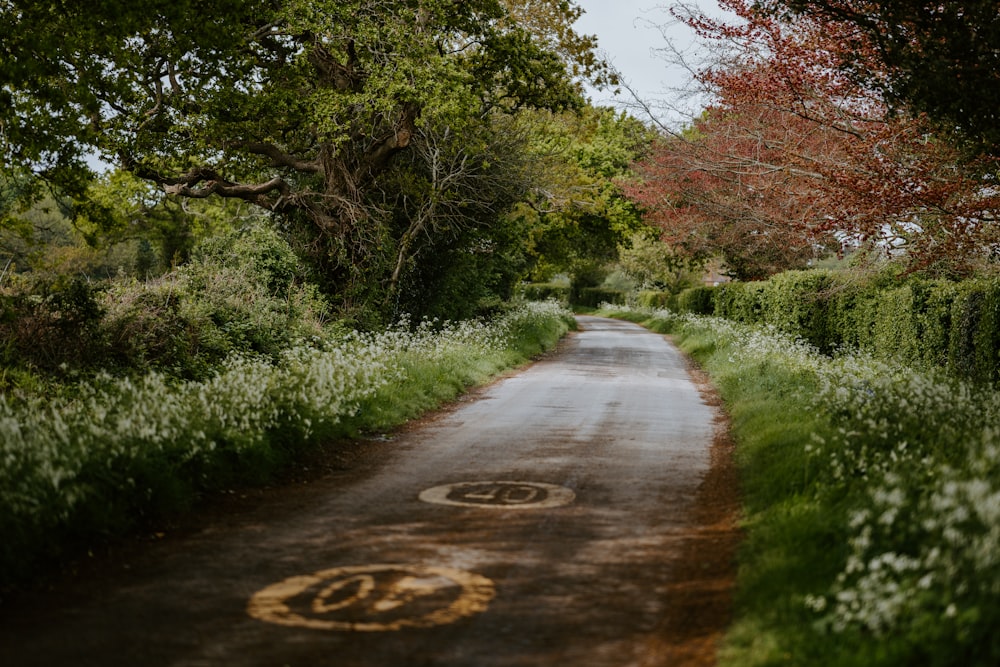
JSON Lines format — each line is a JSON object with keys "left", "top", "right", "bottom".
{"left": 418, "top": 481, "right": 575, "bottom": 509}
{"left": 248, "top": 564, "right": 495, "bottom": 632}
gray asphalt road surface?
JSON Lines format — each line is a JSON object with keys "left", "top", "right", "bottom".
{"left": 0, "top": 316, "right": 719, "bottom": 667}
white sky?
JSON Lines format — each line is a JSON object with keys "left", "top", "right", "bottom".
{"left": 572, "top": 0, "right": 725, "bottom": 127}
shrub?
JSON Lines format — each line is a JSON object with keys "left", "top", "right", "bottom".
{"left": 635, "top": 290, "right": 675, "bottom": 309}
{"left": 712, "top": 281, "right": 765, "bottom": 323}
{"left": 0, "top": 276, "right": 107, "bottom": 375}
{"left": 757, "top": 270, "right": 837, "bottom": 351}
{"left": 101, "top": 223, "right": 329, "bottom": 378}
{"left": 1, "top": 222, "right": 330, "bottom": 382}
{"left": 948, "top": 279, "right": 1000, "bottom": 384}
{"left": 705, "top": 271, "right": 1000, "bottom": 384}
{"left": 914, "top": 280, "right": 957, "bottom": 368}
{"left": 519, "top": 282, "right": 570, "bottom": 303}
{"left": 575, "top": 287, "right": 626, "bottom": 308}
{"left": 675, "top": 285, "right": 715, "bottom": 315}
{"left": 863, "top": 285, "right": 923, "bottom": 363}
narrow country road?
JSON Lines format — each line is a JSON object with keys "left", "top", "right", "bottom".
{"left": 0, "top": 316, "right": 737, "bottom": 667}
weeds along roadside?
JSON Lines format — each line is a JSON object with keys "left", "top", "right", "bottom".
{"left": 600, "top": 305, "right": 1000, "bottom": 667}
{"left": 0, "top": 300, "right": 574, "bottom": 590}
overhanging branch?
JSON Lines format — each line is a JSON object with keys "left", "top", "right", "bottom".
{"left": 243, "top": 142, "right": 323, "bottom": 173}
{"left": 124, "top": 158, "right": 293, "bottom": 211}
{"left": 163, "top": 175, "right": 291, "bottom": 209}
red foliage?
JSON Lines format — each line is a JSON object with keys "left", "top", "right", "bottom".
{"left": 625, "top": 0, "right": 1000, "bottom": 278}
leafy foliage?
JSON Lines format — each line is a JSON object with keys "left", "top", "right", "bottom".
{"left": 673, "top": 269, "right": 1000, "bottom": 385}
{"left": 616, "top": 231, "right": 702, "bottom": 294}
{"left": 0, "top": 221, "right": 329, "bottom": 383}
{"left": 0, "top": 276, "right": 107, "bottom": 379}
{"left": 0, "top": 0, "right": 610, "bottom": 318}
{"left": 510, "top": 106, "right": 654, "bottom": 282}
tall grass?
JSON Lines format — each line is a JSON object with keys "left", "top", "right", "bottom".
{"left": 601, "top": 304, "right": 1000, "bottom": 667}
{"left": 0, "top": 301, "right": 573, "bottom": 588}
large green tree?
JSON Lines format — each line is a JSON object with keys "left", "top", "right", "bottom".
{"left": 511, "top": 106, "right": 654, "bottom": 282}
{"left": 1, "top": 0, "right": 602, "bottom": 308}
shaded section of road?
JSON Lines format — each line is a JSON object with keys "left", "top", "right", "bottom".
{"left": 0, "top": 316, "right": 734, "bottom": 667}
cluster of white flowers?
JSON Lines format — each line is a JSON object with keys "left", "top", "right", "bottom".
{"left": 0, "top": 338, "right": 393, "bottom": 530}
{"left": 821, "top": 426, "right": 1000, "bottom": 638}
{"left": 0, "top": 300, "right": 573, "bottom": 543}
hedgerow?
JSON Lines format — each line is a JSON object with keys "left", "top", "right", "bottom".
{"left": 681, "top": 271, "right": 1000, "bottom": 384}
{"left": 0, "top": 222, "right": 331, "bottom": 384}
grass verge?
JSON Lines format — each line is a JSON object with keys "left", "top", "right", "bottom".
{"left": 599, "top": 305, "right": 1000, "bottom": 667}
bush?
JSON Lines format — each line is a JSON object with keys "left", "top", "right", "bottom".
{"left": 757, "top": 271, "right": 837, "bottom": 351}
{"left": 948, "top": 279, "right": 1000, "bottom": 384}
{"left": 574, "top": 287, "right": 626, "bottom": 308}
{"left": 675, "top": 285, "right": 715, "bottom": 315}
{"left": 101, "top": 223, "right": 330, "bottom": 378}
{"left": 703, "top": 271, "right": 1000, "bottom": 384}
{"left": 635, "top": 290, "right": 675, "bottom": 309}
{"left": 0, "top": 222, "right": 331, "bottom": 382}
{"left": 519, "top": 282, "right": 570, "bottom": 303}
{"left": 914, "top": 280, "right": 957, "bottom": 368}
{"left": 0, "top": 276, "right": 108, "bottom": 377}
{"left": 712, "top": 281, "right": 765, "bottom": 323}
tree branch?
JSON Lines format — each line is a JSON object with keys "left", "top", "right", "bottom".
{"left": 243, "top": 141, "right": 323, "bottom": 173}
{"left": 123, "top": 158, "right": 292, "bottom": 210}
{"left": 164, "top": 175, "right": 291, "bottom": 209}
{"left": 358, "top": 102, "right": 419, "bottom": 180}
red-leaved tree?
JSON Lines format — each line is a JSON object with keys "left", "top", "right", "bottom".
{"left": 625, "top": 0, "right": 1000, "bottom": 278}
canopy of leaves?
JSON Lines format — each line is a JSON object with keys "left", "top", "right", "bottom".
{"left": 510, "top": 106, "right": 655, "bottom": 280}
{"left": 1, "top": 0, "right": 618, "bottom": 318}
{"left": 616, "top": 231, "right": 701, "bottom": 293}
{"left": 1, "top": 0, "right": 582, "bottom": 208}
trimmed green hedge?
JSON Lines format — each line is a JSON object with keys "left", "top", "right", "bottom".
{"left": 675, "top": 286, "right": 715, "bottom": 315}
{"left": 636, "top": 290, "right": 675, "bottom": 309}
{"left": 713, "top": 271, "right": 837, "bottom": 350}
{"left": 949, "top": 280, "right": 1000, "bottom": 383}
{"left": 518, "top": 282, "right": 570, "bottom": 303}
{"left": 674, "top": 270, "right": 1000, "bottom": 384}
{"left": 574, "top": 287, "right": 626, "bottom": 308}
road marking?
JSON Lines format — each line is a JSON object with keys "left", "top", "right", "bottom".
{"left": 247, "top": 564, "right": 495, "bottom": 631}
{"left": 418, "top": 481, "right": 575, "bottom": 509}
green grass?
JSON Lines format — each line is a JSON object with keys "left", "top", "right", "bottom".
{"left": 345, "top": 307, "right": 575, "bottom": 433}
{"left": 678, "top": 329, "right": 850, "bottom": 666}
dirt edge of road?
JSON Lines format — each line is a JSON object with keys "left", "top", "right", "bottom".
{"left": 641, "top": 344, "right": 742, "bottom": 667}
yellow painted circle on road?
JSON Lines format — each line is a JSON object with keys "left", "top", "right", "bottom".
{"left": 419, "top": 481, "right": 575, "bottom": 509}
{"left": 247, "top": 564, "right": 495, "bottom": 631}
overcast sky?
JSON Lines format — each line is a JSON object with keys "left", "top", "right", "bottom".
{"left": 572, "top": 0, "right": 723, "bottom": 127}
